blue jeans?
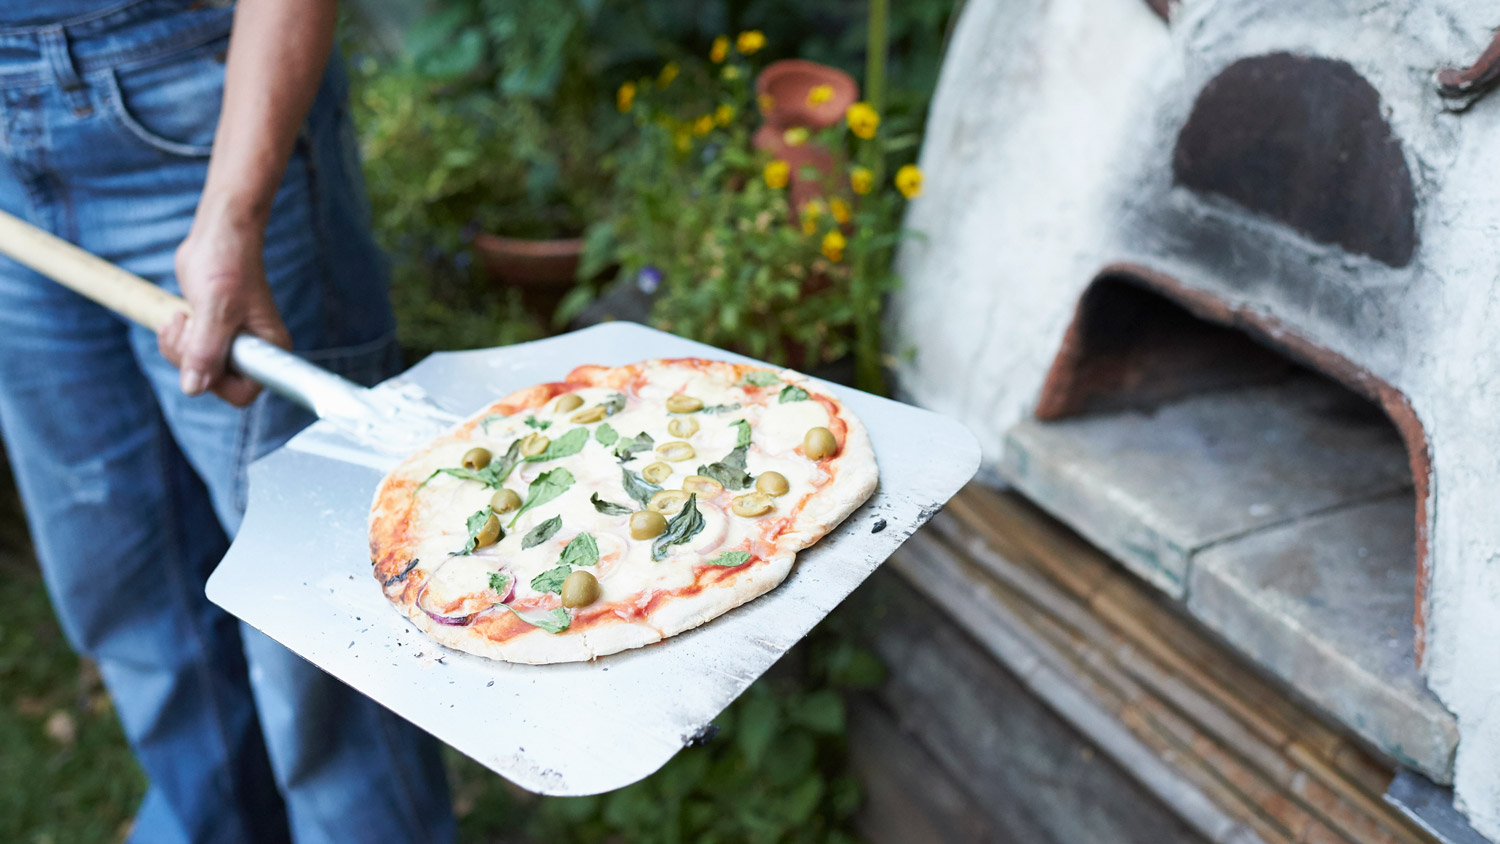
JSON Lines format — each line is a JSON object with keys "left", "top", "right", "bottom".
{"left": 0, "top": 3, "right": 455, "bottom": 843}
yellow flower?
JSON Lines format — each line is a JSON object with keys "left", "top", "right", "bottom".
{"left": 721, "top": 65, "right": 742, "bottom": 81}
{"left": 849, "top": 166, "right": 874, "bottom": 195}
{"left": 845, "top": 101, "right": 879, "bottom": 139}
{"left": 693, "top": 114, "right": 715, "bottom": 136}
{"left": 821, "top": 229, "right": 846, "bottom": 262}
{"left": 782, "top": 127, "right": 809, "bottom": 147}
{"left": 800, "top": 199, "right": 826, "bottom": 233}
{"left": 763, "top": 159, "right": 790, "bottom": 189}
{"left": 674, "top": 127, "right": 691, "bottom": 152}
{"left": 616, "top": 81, "right": 636, "bottom": 113}
{"left": 895, "top": 164, "right": 923, "bottom": 199}
{"left": 710, "top": 35, "right": 729, "bottom": 63}
{"left": 830, "top": 197, "right": 852, "bottom": 223}
{"left": 801, "top": 215, "right": 819, "bottom": 236}
{"left": 806, "top": 84, "right": 834, "bottom": 106}
{"left": 736, "top": 30, "right": 766, "bottom": 55}
{"left": 757, "top": 93, "right": 775, "bottom": 114}
{"left": 659, "top": 62, "right": 679, "bottom": 87}
{"left": 714, "top": 104, "right": 736, "bottom": 126}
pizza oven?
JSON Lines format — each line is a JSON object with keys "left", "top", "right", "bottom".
{"left": 887, "top": 0, "right": 1500, "bottom": 840}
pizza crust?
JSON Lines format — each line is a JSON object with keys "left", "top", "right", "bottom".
{"left": 369, "top": 359, "right": 878, "bottom": 664}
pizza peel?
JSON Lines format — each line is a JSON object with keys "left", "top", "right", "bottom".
{"left": 0, "top": 209, "right": 982, "bottom": 795}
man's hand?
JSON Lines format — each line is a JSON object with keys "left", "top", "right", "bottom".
{"left": 158, "top": 214, "right": 290, "bottom": 407}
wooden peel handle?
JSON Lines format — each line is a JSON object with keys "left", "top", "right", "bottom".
{"left": 0, "top": 208, "right": 191, "bottom": 331}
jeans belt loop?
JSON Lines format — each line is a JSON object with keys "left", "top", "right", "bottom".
{"left": 38, "top": 26, "right": 92, "bottom": 116}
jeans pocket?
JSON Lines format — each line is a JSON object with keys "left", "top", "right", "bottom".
{"left": 99, "top": 40, "right": 227, "bottom": 158}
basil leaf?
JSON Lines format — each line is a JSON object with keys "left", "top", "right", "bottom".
{"left": 601, "top": 393, "right": 627, "bottom": 416}
{"left": 621, "top": 465, "right": 662, "bottom": 507}
{"left": 652, "top": 494, "right": 705, "bottom": 561}
{"left": 738, "top": 371, "right": 782, "bottom": 387}
{"left": 707, "top": 551, "right": 751, "bottom": 567}
{"left": 509, "top": 467, "right": 574, "bottom": 528}
{"left": 530, "top": 565, "right": 571, "bottom": 594}
{"left": 488, "top": 571, "right": 513, "bottom": 593}
{"left": 595, "top": 423, "right": 619, "bottom": 447}
{"left": 382, "top": 558, "right": 420, "bottom": 587}
{"left": 614, "top": 431, "right": 655, "bottom": 462}
{"left": 591, "top": 492, "right": 632, "bottom": 516}
{"left": 525, "top": 427, "right": 588, "bottom": 462}
{"left": 418, "top": 439, "right": 523, "bottom": 491}
{"left": 700, "top": 403, "right": 743, "bottom": 414}
{"left": 461, "top": 507, "right": 494, "bottom": 554}
{"left": 779, "top": 384, "right": 810, "bottom": 403}
{"left": 559, "top": 532, "right": 599, "bottom": 567}
{"left": 731, "top": 419, "right": 752, "bottom": 448}
{"left": 500, "top": 604, "right": 571, "bottom": 634}
{"left": 524, "top": 416, "right": 552, "bottom": 429}
{"left": 521, "top": 514, "right": 562, "bottom": 548}
{"left": 697, "top": 445, "right": 753, "bottom": 490}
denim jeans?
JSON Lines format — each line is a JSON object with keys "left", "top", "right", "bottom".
{"left": 0, "top": 3, "right": 455, "bottom": 842}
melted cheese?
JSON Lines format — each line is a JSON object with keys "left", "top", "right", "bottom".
{"left": 409, "top": 367, "right": 834, "bottom": 619}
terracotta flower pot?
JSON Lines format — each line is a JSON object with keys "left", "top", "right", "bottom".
{"left": 756, "top": 59, "right": 858, "bottom": 130}
{"left": 472, "top": 233, "right": 583, "bottom": 287}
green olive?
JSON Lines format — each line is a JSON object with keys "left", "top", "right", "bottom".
{"left": 731, "top": 492, "right": 774, "bottom": 517}
{"left": 473, "top": 512, "right": 503, "bottom": 548}
{"left": 642, "top": 461, "right": 673, "bottom": 485}
{"left": 461, "top": 447, "right": 492, "bottom": 471}
{"left": 667, "top": 416, "right": 700, "bottom": 438}
{"left": 803, "top": 427, "right": 837, "bottom": 460}
{"left": 756, "top": 471, "right": 790, "bottom": 497}
{"left": 666, "top": 394, "right": 703, "bottom": 414}
{"left": 561, "top": 570, "right": 600, "bottom": 608}
{"left": 489, "top": 488, "right": 522, "bottom": 513}
{"left": 520, "top": 432, "right": 550, "bottom": 457}
{"left": 682, "top": 474, "right": 724, "bottom": 496}
{"left": 629, "top": 509, "right": 668, "bottom": 540}
{"left": 570, "top": 406, "right": 607, "bottom": 424}
{"left": 555, "top": 393, "right": 584, "bottom": 413}
{"left": 657, "top": 441, "right": 696, "bottom": 462}
{"left": 649, "top": 489, "right": 690, "bottom": 514}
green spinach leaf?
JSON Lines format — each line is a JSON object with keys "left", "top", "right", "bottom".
{"left": 707, "top": 551, "right": 752, "bottom": 567}
{"left": 419, "top": 439, "right": 523, "bottom": 491}
{"left": 460, "top": 507, "right": 494, "bottom": 554}
{"left": 558, "top": 532, "right": 599, "bottom": 567}
{"left": 731, "top": 419, "right": 752, "bottom": 448}
{"left": 601, "top": 393, "right": 627, "bottom": 416}
{"left": 520, "top": 514, "right": 562, "bottom": 548}
{"left": 500, "top": 604, "right": 570, "bottom": 634}
{"left": 524, "top": 416, "right": 551, "bottom": 429}
{"left": 530, "top": 565, "right": 571, "bottom": 594}
{"left": 524, "top": 426, "right": 588, "bottom": 462}
{"left": 700, "top": 403, "right": 743, "bottom": 414}
{"left": 595, "top": 423, "right": 619, "bottom": 446}
{"left": 591, "top": 492, "right": 632, "bottom": 516}
{"left": 738, "top": 371, "right": 782, "bottom": 387}
{"left": 779, "top": 384, "right": 810, "bottom": 403}
{"left": 488, "top": 571, "right": 513, "bottom": 594}
{"left": 652, "top": 494, "right": 705, "bottom": 561}
{"left": 621, "top": 465, "right": 662, "bottom": 507}
{"left": 613, "top": 431, "right": 655, "bottom": 462}
{"left": 697, "top": 445, "right": 753, "bottom": 490}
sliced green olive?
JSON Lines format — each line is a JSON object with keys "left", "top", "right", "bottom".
{"left": 473, "top": 512, "right": 503, "bottom": 548}
{"left": 666, "top": 395, "right": 703, "bottom": 414}
{"left": 649, "top": 489, "right": 691, "bottom": 514}
{"left": 667, "top": 416, "right": 700, "bottom": 438}
{"left": 461, "top": 447, "right": 492, "bottom": 470}
{"left": 489, "top": 488, "right": 522, "bottom": 513}
{"left": 657, "top": 441, "right": 696, "bottom": 462}
{"left": 629, "top": 510, "right": 667, "bottom": 540}
{"left": 561, "top": 570, "right": 600, "bottom": 608}
{"left": 570, "top": 406, "right": 607, "bottom": 424}
{"left": 642, "top": 461, "right": 673, "bottom": 485}
{"left": 756, "top": 471, "right": 789, "bottom": 497}
{"left": 803, "top": 427, "right": 837, "bottom": 460}
{"left": 555, "top": 393, "right": 584, "bottom": 413}
{"left": 682, "top": 474, "right": 724, "bottom": 497}
{"left": 731, "top": 493, "right": 773, "bottom": 517}
{"left": 520, "top": 432, "right": 550, "bottom": 457}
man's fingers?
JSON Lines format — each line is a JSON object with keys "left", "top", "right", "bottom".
{"left": 178, "top": 302, "right": 238, "bottom": 396}
{"left": 158, "top": 311, "right": 188, "bottom": 368}
{"left": 213, "top": 372, "right": 264, "bottom": 408}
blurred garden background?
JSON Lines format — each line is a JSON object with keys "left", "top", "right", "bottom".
{"left": 0, "top": 0, "right": 957, "bottom": 840}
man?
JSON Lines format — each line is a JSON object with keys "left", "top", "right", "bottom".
{"left": 0, "top": 1, "right": 455, "bottom": 842}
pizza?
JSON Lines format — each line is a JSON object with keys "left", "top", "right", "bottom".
{"left": 369, "top": 358, "right": 878, "bottom": 664}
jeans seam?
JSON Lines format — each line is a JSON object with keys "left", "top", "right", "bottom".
{"left": 98, "top": 66, "right": 215, "bottom": 158}
{"left": 296, "top": 129, "right": 344, "bottom": 344}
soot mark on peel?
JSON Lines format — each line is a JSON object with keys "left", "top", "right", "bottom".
{"left": 871, "top": 518, "right": 888, "bottom": 534}
{"left": 684, "top": 723, "right": 720, "bottom": 747}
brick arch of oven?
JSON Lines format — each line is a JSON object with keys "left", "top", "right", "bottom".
{"left": 1033, "top": 264, "right": 1435, "bottom": 662}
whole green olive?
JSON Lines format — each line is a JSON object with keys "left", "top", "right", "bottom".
{"left": 520, "top": 432, "right": 550, "bottom": 457}
{"left": 756, "top": 471, "right": 790, "bottom": 497}
{"left": 665, "top": 394, "right": 703, "bottom": 414}
{"left": 657, "top": 441, "right": 696, "bottom": 462}
{"left": 803, "top": 427, "right": 838, "bottom": 460}
{"left": 731, "top": 492, "right": 773, "bottom": 517}
{"left": 461, "top": 447, "right": 492, "bottom": 470}
{"left": 642, "top": 461, "right": 673, "bottom": 485}
{"left": 555, "top": 393, "right": 584, "bottom": 413}
{"left": 667, "top": 416, "right": 700, "bottom": 438}
{"left": 570, "top": 406, "right": 607, "bottom": 424}
{"left": 649, "top": 489, "right": 690, "bottom": 514}
{"left": 489, "top": 488, "right": 522, "bottom": 513}
{"left": 473, "top": 512, "right": 503, "bottom": 548}
{"left": 561, "top": 570, "right": 600, "bottom": 608}
{"left": 682, "top": 474, "right": 724, "bottom": 496}
{"left": 629, "top": 509, "right": 668, "bottom": 540}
